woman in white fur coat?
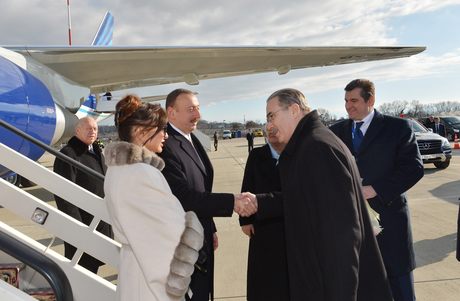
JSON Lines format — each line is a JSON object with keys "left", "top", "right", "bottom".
{"left": 104, "top": 94, "right": 203, "bottom": 301}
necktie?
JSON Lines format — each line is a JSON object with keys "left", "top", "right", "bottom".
{"left": 436, "top": 125, "right": 439, "bottom": 133}
{"left": 353, "top": 121, "right": 364, "bottom": 152}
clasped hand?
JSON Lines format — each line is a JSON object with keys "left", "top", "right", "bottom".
{"left": 234, "top": 192, "right": 258, "bottom": 217}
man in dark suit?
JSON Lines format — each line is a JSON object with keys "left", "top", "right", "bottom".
{"left": 243, "top": 88, "right": 392, "bottom": 300}
{"left": 53, "top": 116, "right": 113, "bottom": 274}
{"left": 246, "top": 129, "right": 254, "bottom": 152}
{"left": 329, "top": 79, "right": 424, "bottom": 301}
{"left": 239, "top": 127, "right": 289, "bottom": 301}
{"left": 430, "top": 117, "right": 447, "bottom": 137}
{"left": 159, "top": 88, "right": 256, "bottom": 301}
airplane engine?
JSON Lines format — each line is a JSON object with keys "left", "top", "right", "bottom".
{"left": 0, "top": 55, "right": 61, "bottom": 178}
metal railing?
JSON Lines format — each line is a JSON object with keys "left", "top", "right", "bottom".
{"left": 0, "top": 230, "right": 73, "bottom": 301}
{"left": 0, "top": 118, "right": 119, "bottom": 300}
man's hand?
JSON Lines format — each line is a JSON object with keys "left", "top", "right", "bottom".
{"left": 362, "top": 185, "right": 377, "bottom": 200}
{"left": 242, "top": 224, "right": 255, "bottom": 238}
{"left": 234, "top": 192, "right": 258, "bottom": 217}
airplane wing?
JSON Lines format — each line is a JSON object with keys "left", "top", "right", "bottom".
{"left": 5, "top": 46, "right": 426, "bottom": 94}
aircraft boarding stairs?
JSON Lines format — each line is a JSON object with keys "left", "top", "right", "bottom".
{"left": 0, "top": 120, "right": 120, "bottom": 301}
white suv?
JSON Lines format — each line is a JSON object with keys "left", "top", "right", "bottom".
{"left": 223, "top": 130, "right": 232, "bottom": 139}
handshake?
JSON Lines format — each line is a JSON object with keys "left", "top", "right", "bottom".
{"left": 234, "top": 192, "right": 257, "bottom": 217}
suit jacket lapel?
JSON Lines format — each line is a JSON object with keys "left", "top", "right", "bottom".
{"left": 169, "top": 126, "right": 207, "bottom": 175}
{"left": 357, "top": 110, "right": 385, "bottom": 155}
{"left": 337, "top": 119, "right": 355, "bottom": 154}
{"left": 190, "top": 133, "right": 209, "bottom": 176}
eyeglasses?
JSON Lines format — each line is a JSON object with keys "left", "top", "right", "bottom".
{"left": 266, "top": 108, "right": 285, "bottom": 123}
{"left": 162, "top": 124, "right": 168, "bottom": 132}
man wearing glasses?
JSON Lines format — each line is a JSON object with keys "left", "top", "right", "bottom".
{"left": 242, "top": 88, "right": 392, "bottom": 300}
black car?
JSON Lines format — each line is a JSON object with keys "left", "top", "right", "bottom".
{"left": 410, "top": 119, "right": 452, "bottom": 169}
{"left": 418, "top": 116, "right": 460, "bottom": 141}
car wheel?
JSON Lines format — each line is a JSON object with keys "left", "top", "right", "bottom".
{"left": 434, "top": 160, "right": 450, "bottom": 169}
{"left": 4, "top": 174, "right": 21, "bottom": 186}
{"left": 447, "top": 132, "right": 454, "bottom": 141}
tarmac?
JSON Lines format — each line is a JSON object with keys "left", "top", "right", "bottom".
{"left": 2, "top": 136, "right": 460, "bottom": 300}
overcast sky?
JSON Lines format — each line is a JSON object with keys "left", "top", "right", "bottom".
{"left": 3, "top": 0, "right": 460, "bottom": 124}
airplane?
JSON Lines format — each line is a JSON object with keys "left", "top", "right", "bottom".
{"left": 0, "top": 41, "right": 426, "bottom": 180}
{"left": 0, "top": 10, "right": 426, "bottom": 300}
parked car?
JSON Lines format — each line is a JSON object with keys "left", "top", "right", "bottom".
{"left": 410, "top": 119, "right": 452, "bottom": 169}
{"left": 418, "top": 116, "right": 460, "bottom": 141}
{"left": 253, "top": 128, "right": 263, "bottom": 137}
{"left": 223, "top": 130, "right": 232, "bottom": 139}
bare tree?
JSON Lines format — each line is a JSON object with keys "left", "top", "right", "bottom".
{"left": 409, "top": 100, "right": 423, "bottom": 117}
{"left": 378, "top": 103, "right": 392, "bottom": 115}
{"left": 246, "top": 120, "right": 259, "bottom": 128}
{"left": 316, "top": 108, "right": 337, "bottom": 125}
{"left": 390, "top": 100, "right": 408, "bottom": 116}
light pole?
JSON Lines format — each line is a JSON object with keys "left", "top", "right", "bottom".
{"left": 223, "top": 120, "right": 225, "bottom": 130}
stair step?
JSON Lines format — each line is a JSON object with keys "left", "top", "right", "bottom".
{"left": 24, "top": 288, "right": 55, "bottom": 301}
{"left": 0, "top": 263, "right": 26, "bottom": 288}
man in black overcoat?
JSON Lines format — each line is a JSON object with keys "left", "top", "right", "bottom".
{"left": 53, "top": 116, "right": 113, "bottom": 273}
{"left": 159, "top": 88, "right": 256, "bottom": 301}
{"left": 330, "top": 79, "right": 424, "bottom": 301}
{"left": 243, "top": 88, "right": 393, "bottom": 300}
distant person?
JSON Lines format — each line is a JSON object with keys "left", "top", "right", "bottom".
{"left": 53, "top": 116, "right": 113, "bottom": 274}
{"left": 108, "top": 138, "right": 112, "bottom": 143}
{"left": 158, "top": 88, "right": 256, "bottom": 301}
{"left": 426, "top": 115, "right": 435, "bottom": 128}
{"left": 431, "top": 117, "right": 446, "bottom": 137}
{"left": 246, "top": 128, "right": 254, "bottom": 153}
{"left": 243, "top": 88, "right": 392, "bottom": 300}
{"left": 95, "top": 137, "right": 104, "bottom": 149}
{"left": 330, "top": 79, "right": 424, "bottom": 301}
{"left": 104, "top": 94, "right": 203, "bottom": 300}
{"left": 239, "top": 124, "right": 289, "bottom": 301}
{"left": 103, "top": 91, "right": 112, "bottom": 100}
{"left": 213, "top": 131, "right": 218, "bottom": 151}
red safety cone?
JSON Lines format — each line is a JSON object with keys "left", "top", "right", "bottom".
{"left": 454, "top": 134, "right": 460, "bottom": 149}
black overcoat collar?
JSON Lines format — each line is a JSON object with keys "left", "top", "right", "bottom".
{"left": 68, "top": 136, "right": 103, "bottom": 157}
{"left": 283, "top": 110, "right": 323, "bottom": 158}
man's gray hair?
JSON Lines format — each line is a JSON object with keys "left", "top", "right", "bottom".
{"left": 76, "top": 116, "right": 96, "bottom": 129}
{"left": 267, "top": 88, "right": 311, "bottom": 114}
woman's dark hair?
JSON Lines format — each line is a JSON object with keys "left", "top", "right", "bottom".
{"left": 115, "top": 94, "right": 168, "bottom": 144}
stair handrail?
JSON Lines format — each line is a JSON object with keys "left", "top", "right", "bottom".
{"left": 0, "top": 230, "right": 73, "bottom": 301}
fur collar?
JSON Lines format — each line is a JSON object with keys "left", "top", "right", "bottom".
{"left": 104, "top": 142, "right": 165, "bottom": 171}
